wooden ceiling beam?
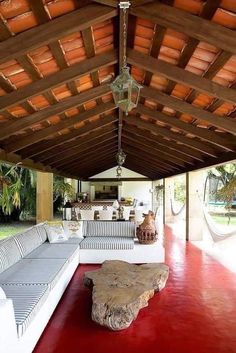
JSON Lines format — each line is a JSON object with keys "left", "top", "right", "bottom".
{"left": 0, "top": 85, "right": 111, "bottom": 139}
{"left": 124, "top": 157, "right": 163, "bottom": 178}
{"left": 47, "top": 134, "right": 117, "bottom": 167}
{"left": 161, "top": 151, "right": 236, "bottom": 180}
{"left": 3, "top": 102, "right": 116, "bottom": 153}
{"left": 123, "top": 143, "right": 180, "bottom": 171}
{"left": 37, "top": 125, "right": 117, "bottom": 163}
{"left": 136, "top": 99, "right": 236, "bottom": 150}
{"left": 123, "top": 116, "right": 218, "bottom": 157}
{"left": 60, "top": 147, "right": 117, "bottom": 170}
{"left": 123, "top": 124, "right": 204, "bottom": 162}
{"left": 19, "top": 114, "right": 118, "bottom": 159}
{"left": 0, "top": 4, "right": 117, "bottom": 65}
{"left": 122, "top": 134, "right": 189, "bottom": 166}
{"left": 130, "top": 2, "right": 236, "bottom": 55}
{"left": 0, "top": 149, "right": 77, "bottom": 179}
{"left": 0, "top": 50, "right": 117, "bottom": 112}
{"left": 73, "top": 160, "right": 116, "bottom": 179}
{"left": 127, "top": 49, "right": 236, "bottom": 107}
{"left": 122, "top": 128, "right": 194, "bottom": 164}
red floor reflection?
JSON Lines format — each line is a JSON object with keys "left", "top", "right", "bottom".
{"left": 34, "top": 226, "right": 236, "bottom": 353}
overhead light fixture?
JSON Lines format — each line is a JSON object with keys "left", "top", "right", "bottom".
{"left": 116, "top": 148, "right": 126, "bottom": 179}
{"left": 111, "top": 1, "right": 142, "bottom": 115}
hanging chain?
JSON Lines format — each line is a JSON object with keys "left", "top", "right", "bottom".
{"left": 119, "top": 2, "right": 130, "bottom": 69}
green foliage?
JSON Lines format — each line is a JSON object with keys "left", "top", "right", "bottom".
{"left": 0, "top": 163, "right": 75, "bottom": 219}
{"left": 174, "top": 178, "right": 186, "bottom": 203}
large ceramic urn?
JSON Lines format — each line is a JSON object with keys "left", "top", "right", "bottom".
{"left": 136, "top": 211, "right": 157, "bottom": 244}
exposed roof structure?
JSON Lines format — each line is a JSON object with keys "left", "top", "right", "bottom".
{"left": 0, "top": 0, "right": 236, "bottom": 180}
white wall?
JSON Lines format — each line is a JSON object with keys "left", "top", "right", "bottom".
{"left": 121, "top": 181, "right": 152, "bottom": 210}
{"left": 80, "top": 167, "right": 153, "bottom": 209}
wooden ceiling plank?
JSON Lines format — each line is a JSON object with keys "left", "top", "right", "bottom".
{"left": 130, "top": 2, "right": 236, "bottom": 55}
{"left": 125, "top": 161, "right": 161, "bottom": 179}
{"left": 38, "top": 126, "right": 117, "bottom": 163}
{"left": 19, "top": 115, "right": 118, "bottom": 159}
{"left": 123, "top": 143, "right": 180, "bottom": 171}
{"left": 122, "top": 127, "right": 195, "bottom": 164}
{"left": 82, "top": 27, "right": 103, "bottom": 106}
{"left": 0, "top": 50, "right": 117, "bottom": 112}
{"left": 124, "top": 116, "right": 218, "bottom": 157}
{"left": 46, "top": 134, "right": 117, "bottom": 166}
{"left": 58, "top": 146, "right": 117, "bottom": 169}
{"left": 0, "top": 84, "right": 111, "bottom": 139}
{"left": 127, "top": 49, "right": 236, "bottom": 107}
{"left": 124, "top": 151, "right": 171, "bottom": 173}
{"left": 54, "top": 144, "right": 117, "bottom": 170}
{"left": 123, "top": 137, "right": 185, "bottom": 168}
{"left": 0, "top": 149, "right": 77, "bottom": 179}
{"left": 123, "top": 123, "right": 204, "bottom": 161}
{"left": 122, "top": 133, "right": 190, "bottom": 166}
{"left": 0, "top": 5, "right": 117, "bottom": 65}
{"left": 3, "top": 102, "right": 116, "bottom": 153}
{"left": 141, "top": 86, "right": 236, "bottom": 136}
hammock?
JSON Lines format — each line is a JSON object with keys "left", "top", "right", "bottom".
{"left": 203, "top": 205, "right": 236, "bottom": 242}
{"left": 170, "top": 198, "right": 185, "bottom": 216}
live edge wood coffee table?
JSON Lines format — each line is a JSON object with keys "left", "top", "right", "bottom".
{"left": 84, "top": 260, "right": 169, "bottom": 330}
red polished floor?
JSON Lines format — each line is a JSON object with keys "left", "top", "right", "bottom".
{"left": 34, "top": 226, "right": 236, "bottom": 353}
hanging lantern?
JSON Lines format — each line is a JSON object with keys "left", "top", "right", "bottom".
{"left": 116, "top": 166, "right": 122, "bottom": 179}
{"left": 111, "top": 67, "right": 142, "bottom": 115}
{"left": 116, "top": 149, "right": 126, "bottom": 166}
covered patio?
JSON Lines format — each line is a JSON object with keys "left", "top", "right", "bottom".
{"left": 0, "top": 0, "right": 236, "bottom": 352}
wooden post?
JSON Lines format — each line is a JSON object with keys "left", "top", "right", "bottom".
{"left": 36, "top": 172, "right": 53, "bottom": 223}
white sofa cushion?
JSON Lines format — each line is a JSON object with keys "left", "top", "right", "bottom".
{"left": 0, "top": 285, "right": 6, "bottom": 299}
{"left": 35, "top": 224, "right": 48, "bottom": 243}
{"left": 0, "top": 258, "right": 68, "bottom": 289}
{"left": 25, "top": 243, "right": 80, "bottom": 261}
{"left": 14, "top": 227, "right": 44, "bottom": 257}
{"left": 86, "top": 221, "right": 135, "bottom": 238}
{"left": 80, "top": 236, "right": 134, "bottom": 250}
{"left": 0, "top": 237, "right": 22, "bottom": 274}
{"left": 1, "top": 283, "right": 49, "bottom": 337}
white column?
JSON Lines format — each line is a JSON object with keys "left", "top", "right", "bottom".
{"left": 164, "top": 177, "right": 174, "bottom": 224}
{"left": 36, "top": 172, "right": 53, "bottom": 223}
{"left": 186, "top": 170, "right": 204, "bottom": 241}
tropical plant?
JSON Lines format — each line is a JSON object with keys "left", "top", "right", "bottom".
{"left": 209, "top": 163, "right": 236, "bottom": 224}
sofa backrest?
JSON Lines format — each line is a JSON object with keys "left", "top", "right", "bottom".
{"left": 0, "top": 237, "right": 22, "bottom": 274}
{"left": 85, "top": 221, "right": 135, "bottom": 238}
{"left": 35, "top": 223, "right": 48, "bottom": 243}
{"left": 14, "top": 226, "right": 44, "bottom": 257}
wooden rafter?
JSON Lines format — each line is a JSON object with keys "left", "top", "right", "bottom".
{"left": 127, "top": 50, "right": 236, "bottom": 107}
{"left": 0, "top": 4, "right": 117, "bottom": 65}
{"left": 123, "top": 124, "right": 204, "bottom": 162}
{"left": 19, "top": 115, "right": 118, "bottom": 159}
{"left": 3, "top": 102, "right": 116, "bottom": 153}
{"left": 123, "top": 116, "right": 218, "bottom": 157}
{"left": 0, "top": 51, "right": 117, "bottom": 112}
{"left": 130, "top": 2, "right": 236, "bottom": 55}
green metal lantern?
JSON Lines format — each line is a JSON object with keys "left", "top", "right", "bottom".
{"left": 111, "top": 67, "right": 142, "bottom": 115}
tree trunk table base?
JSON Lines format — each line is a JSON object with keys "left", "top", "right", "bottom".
{"left": 84, "top": 260, "right": 169, "bottom": 330}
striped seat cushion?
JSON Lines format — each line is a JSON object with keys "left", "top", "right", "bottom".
{"left": 0, "top": 258, "right": 68, "bottom": 289}
{"left": 14, "top": 227, "right": 44, "bottom": 257}
{"left": 25, "top": 243, "right": 80, "bottom": 261}
{"left": 2, "top": 283, "right": 49, "bottom": 337}
{"left": 80, "top": 236, "right": 134, "bottom": 250}
{"left": 0, "top": 237, "right": 22, "bottom": 274}
{"left": 35, "top": 224, "right": 48, "bottom": 243}
{"left": 86, "top": 221, "right": 135, "bottom": 238}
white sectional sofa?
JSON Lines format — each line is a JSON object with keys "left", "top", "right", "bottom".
{"left": 0, "top": 220, "right": 165, "bottom": 353}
